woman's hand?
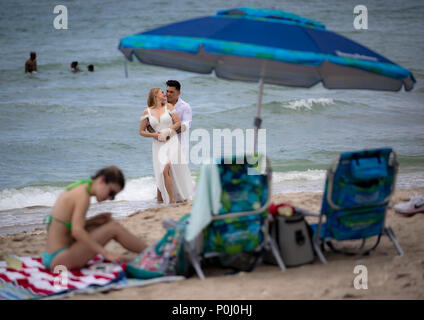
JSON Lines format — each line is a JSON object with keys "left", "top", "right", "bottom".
{"left": 86, "top": 212, "right": 111, "bottom": 225}
{"left": 151, "top": 132, "right": 160, "bottom": 140}
{"left": 104, "top": 251, "right": 125, "bottom": 263}
{"left": 95, "top": 212, "right": 112, "bottom": 224}
{"left": 85, "top": 213, "right": 112, "bottom": 231}
{"left": 158, "top": 128, "right": 173, "bottom": 141}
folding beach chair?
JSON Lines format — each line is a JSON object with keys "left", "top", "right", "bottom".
{"left": 184, "top": 155, "right": 286, "bottom": 280}
{"left": 297, "top": 148, "right": 403, "bottom": 264}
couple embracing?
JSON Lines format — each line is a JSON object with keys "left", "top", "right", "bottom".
{"left": 139, "top": 80, "right": 193, "bottom": 205}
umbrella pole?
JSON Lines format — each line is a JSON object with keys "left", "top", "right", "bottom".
{"left": 254, "top": 75, "right": 265, "bottom": 154}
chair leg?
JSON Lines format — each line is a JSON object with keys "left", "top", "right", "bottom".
{"left": 185, "top": 241, "right": 206, "bottom": 280}
{"left": 187, "top": 249, "right": 205, "bottom": 280}
{"left": 268, "top": 237, "right": 286, "bottom": 271}
{"left": 313, "top": 238, "right": 327, "bottom": 264}
{"left": 384, "top": 227, "right": 404, "bottom": 257}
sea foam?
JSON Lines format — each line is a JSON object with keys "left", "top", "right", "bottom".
{"left": 0, "top": 176, "right": 159, "bottom": 212}
{"left": 282, "top": 98, "right": 335, "bottom": 111}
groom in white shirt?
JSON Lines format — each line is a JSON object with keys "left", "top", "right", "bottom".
{"left": 165, "top": 80, "right": 192, "bottom": 156}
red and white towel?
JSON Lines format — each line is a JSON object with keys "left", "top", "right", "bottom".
{"left": 0, "top": 255, "right": 124, "bottom": 297}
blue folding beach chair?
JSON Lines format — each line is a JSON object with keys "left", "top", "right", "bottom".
{"left": 182, "top": 155, "right": 286, "bottom": 279}
{"left": 297, "top": 148, "right": 403, "bottom": 264}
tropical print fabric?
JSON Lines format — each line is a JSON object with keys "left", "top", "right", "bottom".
{"left": 318, "top": 148, "right": 396, "bottom": 240}
{"left": 203, "top": 157, "right": 269, "bottom": 254}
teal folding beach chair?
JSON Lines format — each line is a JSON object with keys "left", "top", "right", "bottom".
{"left": 183, "top": 155, "right": 286, "bottom": 280}
{"left": 297, "top": 148, "right": 403, "bottom": 264}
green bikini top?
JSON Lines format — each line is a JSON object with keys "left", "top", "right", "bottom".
{"left": 45, "top": 179, "right": 92, "bottom": 231}
{"left": 66, "top": 179, "right": 92, "bottom": 194}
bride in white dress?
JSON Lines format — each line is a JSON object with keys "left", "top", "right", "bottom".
{"left": 139, "top": 88, "right": 193, "bottom": 204}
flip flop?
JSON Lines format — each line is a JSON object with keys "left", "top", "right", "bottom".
{"left": 394, "top": 195, "right": 424, "bottom": 217}
{"left": 0, "top": 254, "right": 23, "bottom": 270}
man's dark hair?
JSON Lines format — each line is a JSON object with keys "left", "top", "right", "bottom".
{"left": 71, "top": 61, "right": 78, "bottom": 68}
{"left": 166, "top": 80, "right": 181, "bottom": 91}
{"left": 30, "top": 52, "right": 36, "bottom": 59}
{"left": 91, "top": 165, "right": 125, "bottom": 189}
{"left": 88, "top": 64, "right": 94, "bottom": 71}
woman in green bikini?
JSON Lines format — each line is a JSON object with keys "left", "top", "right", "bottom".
{"left": 41, "top": 166, "right": 146, "bottom": 270}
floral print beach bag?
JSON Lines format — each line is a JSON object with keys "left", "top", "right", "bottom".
{"left": 125, "top": 216, "right": 188, "bottom": 279}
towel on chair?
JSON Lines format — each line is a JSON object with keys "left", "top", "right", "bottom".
{"left": 185, "top": 163, "right": 221, "bottom": 242}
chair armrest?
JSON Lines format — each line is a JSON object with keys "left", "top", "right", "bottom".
{"left": 162, "top": 219, "right": 178, "bottom": 229}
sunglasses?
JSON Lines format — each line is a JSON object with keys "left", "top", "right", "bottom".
{"left": 109, "top": 190, "right": 117, "bottom": 200}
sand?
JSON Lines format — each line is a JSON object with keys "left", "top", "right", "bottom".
{"left": 1, "top": 188, "right": 423, "bottom": 300}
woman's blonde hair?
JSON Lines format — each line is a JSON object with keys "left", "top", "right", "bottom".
{"left": 147, "top": 88, "right": 161, "bottom": 107}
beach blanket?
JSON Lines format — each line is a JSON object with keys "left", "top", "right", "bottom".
{"left": 41, "top": 275, "right": 186, "bottom": 300}
{"left": 0, "top": 255, "right": 125, "bottom": 299}
{"left": 0, "top": 255, "right": 185, "bottom": 300}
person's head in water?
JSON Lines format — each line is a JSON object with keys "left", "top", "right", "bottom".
{"left": 71, "top": 61, "right": 81, "bottom": 72}
{"left": 25, "top": 51, "right": 37, "bottom": 73}
{"left": 87, "top": 64, "right": 94, "bottom": 72}
{"left": 166, "top": 80, "right": 181, "bottom": 105}
{"left": 90, "top": 166, "right": 125, "bottom": 202}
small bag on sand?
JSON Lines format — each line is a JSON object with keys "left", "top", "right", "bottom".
{"left": 263, "top": 203, "right": 315, "bottom": 267}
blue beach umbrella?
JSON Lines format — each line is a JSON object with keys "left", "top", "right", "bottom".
{"left": 118, "top": 8, "right": 415, "bottom": 149}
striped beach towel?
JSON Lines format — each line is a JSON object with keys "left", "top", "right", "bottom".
{"left": 0, "top": 255, "right": 125, "bottom": 300}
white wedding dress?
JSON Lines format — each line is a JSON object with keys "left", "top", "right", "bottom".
{"left": 141, "top": 104, "right": 193, "bottom": 204}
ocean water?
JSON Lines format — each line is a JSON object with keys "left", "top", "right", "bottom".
{"left": 0, "top": 0, "right": 423, "bottom": 234}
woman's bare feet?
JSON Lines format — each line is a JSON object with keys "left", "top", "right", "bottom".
{"left": 157, "top": 188, "right": 163, "bottom": 203}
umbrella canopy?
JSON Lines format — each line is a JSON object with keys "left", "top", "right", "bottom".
{"left": 119, "top": 7, "right": 415, "bottom": 91}
{"left": 119, "top": 7, "right": 415, "bottom": 149}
